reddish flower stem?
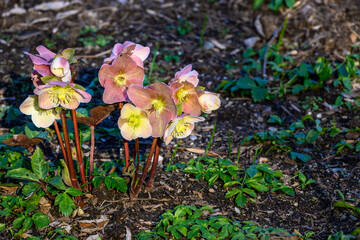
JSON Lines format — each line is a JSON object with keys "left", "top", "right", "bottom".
{"left": 53, "top": 120, "right": 68, "bottom": 166}
{"left": 119, "top": 102, "right": 130, "bottom": 167}
{"left": 71, "top": 109, "right": 87, "bottom": 189}
{"left": 132, "top": 138, "right": 140, "bottom": 189}
{"left": 60, "top": 111, "right": 80, "bottom": 190}
{"left": 130, "top": 138, "right": 157, "bottom": 198}
{"left": 146, "top": 139, "right": 161, "bottom": 188}
{"left": 89, "top": 125, "right": 95, "bottom": 191}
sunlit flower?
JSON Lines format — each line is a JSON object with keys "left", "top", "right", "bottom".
{"left": 34, "top": 81, "right": 91, "bottom": 110}
{"left": 99, "top": 55, "right": 144, "bottom": 104}
{"left": 197, "top": 90, "right": 221, "bottom": 114}
{"left": 169, "top": 65, "right": 199, "bottom": 88}
{"left": 118, "top": 103, "right": 152, "bottom": 141}
{"left": 25, "top": 46, "right": 76, "bottom": 85}
{"left": 163, "top": 114, "right": 205, "bottom": 145}
{"left": 104, "top": 41, "right": 150, "bottom": 68}
{"left": 19, "top": 95, "right": 61, "bottom": 128}
{"left": 172, "top": 82, "right": 202, "bottom": 116}
{"left": 127, "top": 82, "right": 177, "bottom": 137}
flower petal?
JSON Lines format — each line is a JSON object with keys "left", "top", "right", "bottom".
{"left": 98, "top": 64, "right": 116, "bottom": 87}
{"left": 102, "top": 79, "right": 127, "bottom": 104}
{"left": 149, "top": 108, "right": 174, "bottom": 138}
{"left": 36, "top": 45, "right": 56, "bottom": 61}
{"left": 111, "top": 55, "right": 137, "bottom": 75}
{"left": 134, "top": 118, "right": 152, "bottom": 139}
{"left": 32, "top": 111, "right": 56, "bottom": 128}
{"left": 122, "top": 65, "right": 144, "bottom": 86}
{"left": 182, "top": 93, "right": 202, "bottom": 116}
{"left": 25, "top": 52, "right": 49, "bottom": 65}
{"left": 149, "top": 82, "right": 177, "bottom": 117}
{"left": 119, "top": 122, "right": 137, "bottom": 141}
{"left": 19, "top": 96, "right": 36, "bottom": 115}
{"left": 133, "top": 45, "right": 150, "bottom": 61}
{"left": 38, "top": 91, "right": 58, "bottom": 109}
{"left": 127, "top": 84, "right": 157, "bottom": 110}
{"left": 34, "top": 65, "right": 51, "bottom": 77}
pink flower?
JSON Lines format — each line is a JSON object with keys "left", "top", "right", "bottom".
{"left": 163, "top": 114, "right": 205, "bottom": 145}
{"left": 104, "top": 41, "right": 150, "bottom": 68}
{"left": 197, "top": 90, "right": 221, "bottom": 114}
{"left": 118, "top": 104, "right": 152, "bottom": 141}
{"left": 127, "top": 82, "right": 177, "bottom": 138}
{"left": 169, "top": 65, "right": 199, "bottom": 88}
{"left": 25, "top": 47, "right": 76, "bottom": 86}
{"left": 99, "top": 55, "right": 144, "bottom": 104}
{"left": 172, "top": 82, "right": 202, "bottom": 116}
{"left": 34, "top": 81, "right": 91, "bottom": 110}
{"left": 19, "top": 95, "right": 61, "bottom": 128}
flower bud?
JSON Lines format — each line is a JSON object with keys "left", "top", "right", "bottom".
{"left": 50, "top": 56, "right": 70, "bottom": 78}
{"left": 198, "top": 91, "right": 221, "bottom": 114}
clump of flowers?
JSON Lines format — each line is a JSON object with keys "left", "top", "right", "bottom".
{"left": 13, "top": 42, "right": 220, "bottom": 216}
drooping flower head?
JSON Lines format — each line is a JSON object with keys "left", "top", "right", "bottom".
{"left": 25, "top": 46, "right": 77, "bottom": 86}
{"left": 34, "top": 81, "right": 91, "bottom": 110}
{"left": 197, "top": 89, "right": 221, "bottom": 114}
{"left": 127, "top": 82, "right": 177, "bottom": 138}
{"left": 19, "top": 95, "right": 61, "bottom": 128}
{"left": 169, "top": 65, "right": 199, "bottom": 88}
{"left": 99, "top": 55, "right": 144, "bottom": 104}
{"left": 118, "top": 103, "right": 152, "bottom": 141}
{"left": 172, "top": 82, "right": 202, "bottom": 116}
{"left": 164, "top": 114, "right": 205, "bottom": 145}
{"left": 104, "top": 41, "right": 150, "bottom": 68}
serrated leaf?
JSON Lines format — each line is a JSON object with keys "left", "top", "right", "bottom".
{"left": 92, "top": 176, "right": 102, "bottom": 189}
{"left": 242, "top": 188, "right": 257, "bottom": 197}
{"left": 55, "top": 193, "right": 76, "bottom": 217}
{"left": 22, "top": 182, "right": 40, "bottom": 196}
{"left": 65, "top": 188, "right": 83, "bottom": 197}
{"left": 25, "top": 124, "right": 41, "bottom": 139}
{"left": 13, "top": 215, "right": 25, "bottom": 229}
{"left": 225, "top": 189, "right": 241, "bottom": 198}
{"left": 298, "top": 172, "right": 306, "bottom": 183}
{"left": 0, "top": 223, "right": 5, "bottom": 231}
{"left": 22, "top": 217, "right": 33, "bottom": 230}
{"left": 305, "top": 130, "right": 320, "bottom": 144}
{"left": 32, "top": 212, "right": 50, "bottom": 229}
{"left": 290, "top": 152, "right": 311, "bottom": 162}
{"left": 248, "top": 182, "right": 268, "bottom": 192}
{"left": 235, "top": 193, "right": 247, "bottom": 207}
{"left": 251, "top": 87, "right": 267, "bottom": 102}
{"left": 279, "top": 186, "right": 294, "bottom": 196}
{"left": 7, "top": 168, "right": 39, "bottom": 182}
{"left": 246, "top": 166, "right": 258, "bottom": 178}
{"left": 31, "top": 148, "right": 48, "bottom": 180}
{"left": 47, "top": 176, "right": 67, "bottom": 190}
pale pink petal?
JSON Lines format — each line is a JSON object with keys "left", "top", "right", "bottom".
{"left": 149, "top": 82, "right": 177, "bottom": 116}
{"left": 61, "top": 71, "right": 72, "bottom": 83}
{"left": 149, "top": 108, "right": 174, "bottom": 138}
{"left": 184, "top": 74, "right": 199, "bottom": 87}
{"left": 38, "top": 91, "right": 58, "bottom": 109}
{"left": 175, "top": 65, "right": 192, "bottom": 78}
{"left": 34, "top": 65, "right": 51, "bottom": 77}
{"left": 98, "top": 64, "right": 116, "bottom": 87}
{"left": 127, "top": 85, "right": 157, "bottom": 110}
{"left": 36, "top": 45, "right": 56, "bottom": 61}
{"left": 74, "top": 88, "right": 92, "bottom": 103}
{"left": 104, "top": 55, "right": 116, "bottom": 64}
{"left": 182, "top": 94, "right": 202, "bottom": 116}
{"left": 19, "top": 96, "right": 36, "bottom": 115}
{"left": 129, "top": 55, "right": 144, "bottom": 68}
{"left": 111, "top": 55, "right": 137, "bottom": 74}
{"left": 133, "top": 45, "right": 150, "bottom": 61}
{"left": 134, "top": 118, "right": 152, "bottom": 139}
{"left": 103, "top": 80, "right": 127, "bottom": 104}
{"left": 32, "top": 111, "right": 55, "bottom": 128}
{"left": 163, "top": 120, "right": 178, "bottom": 145}
{"left": 123, "top": 65, "right": 145, "bottom": 86}
{"left": 112, "top": 43, "right": 125, "bottom": 56}
{"left": 25, "top": 52, "right": 49, "bottom": 65}
{"left": 120, "top": 103, "right": 139, "bottom": 119}
{"left": 60, "top": 96, "right": 80, "bottom": 110}
{"left": 50, "top": 57, "right": 70, "bottom": 78}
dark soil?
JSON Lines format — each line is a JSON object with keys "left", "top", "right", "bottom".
{"left": 0, "top": 0, "right": 360, "bottom": 239}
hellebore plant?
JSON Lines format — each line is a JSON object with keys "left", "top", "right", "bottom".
{"left": 11, "top": 41, "right": 220, "bottom": 215}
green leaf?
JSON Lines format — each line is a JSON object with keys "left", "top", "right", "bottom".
{"left": 284, "top": 0, "right": 295, "bottom": 8}
{"left": 47, "top": 176, "right": 67, "bottom": 190}
{"left": 104, "top": 175, "right": 127, "bottom": 193}
{"left": 55, "top": 193, "right": 76, "bottom": 217}
{"left": 305, "top": 130, "right": 320, "bottom": 144}
{"left": 279, "top": 186, "right": 294, "bottom": 196}
{"left": 22, "top": 216, "right": 33, "bottom": 230}
{"left": 24, "top": 124, "right": 41, "bottom": 139}
{"left": 298, "top": 172, "right": 306, "bottom": 183}
{"left": 41, "top": 76, "right": 60, "bottom": 84}
{"left": 268, "top": 115, "right": 282, "bottom": 124}
{"left": 253, "top": 0, "right": 265, "bottom": 10}
{"left": 225, "top": 189, "right": 242, "bottom": 198}
{"left": 61, "top": 48, "right": 75, "bottom": 59}
{"left": 235, "top": 193, "right": 247, "bottom": 207}
{"left": 31, "top": 148, "right": 48, "bottom": 180}
{"left": 334, "top": 200, "right": 355, "bottom": 210}
{"left": 290, "top": 152, "right": 311, "bottom": 162}
{"left": 236, "top": 76, "right": 257, "bottom": 89}
{"left": 65, "top": 188, "right": 83, "bottom": 197}
{"left": 7, "top": 168, "right": 39, "bottom": 182}
{"left": 0, "top": 223, "right": 5, "bottom": 231}
{"left": 22, "top": 182, "right": 40, "bottom": 196}
{"left": 13, "top": 215, "right": 25, "bottom": 229}
{"left": 251, "top": 87, "right": 267, "bottom": 102}
{"left": 242, "top": 188, "right": 257, "bottom": 198}
{"left": 32, "top": 212, "right": 50, "bottom": 229}
{"left": 246, "top": 166, "right": 258, "bottom": 178}
{"left": 351, "top": 227, "right": 360, "bottom": 235}
{"left": 248, "top": 181, "right": 268, "bottom": 192}
{"left": 92, "top": 176, "right": 102, "bottom": 189}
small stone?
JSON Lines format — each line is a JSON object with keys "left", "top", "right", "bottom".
{"left": 209, "top": 188, "right": 215, "bottom": 193}
{"left": 203, "top": 41, "right": 214, "bottom": 50}
{"left": 268, "top": 127, "right": 277, "bottom": 132}
{"left": 189, "top": 135, "right": 197, "bottom": 141}
{"left": 316, "top": 113, "right": 322, "bottom": 119}
{"left": 244, "top": 37, "right": 260, "bottom": 48}
{"left": 293, "top": 202, "right": 298, "bottom": 207}
{"left": 234, "top": 207, "right": 240, "bottom": 214}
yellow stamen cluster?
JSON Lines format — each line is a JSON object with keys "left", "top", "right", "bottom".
{"left": 127, "top": 114, "right": 141, "bottom": 129}
{"left": 114, "top": 73, "right": 126, "bottom": 86}
{"left": 49, "top": 85, "right": 76, "bottom": 105}
{"left": 172, "top": 119, "right": 190, "bottom": 137}
{"left": 151, "top": 98, "right": 165, "bottom": 111}
{"left": 176, "top": 89, "right": 189, "bottom": 102}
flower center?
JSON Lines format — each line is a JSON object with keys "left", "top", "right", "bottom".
{"left": 114, "top": 73, "right": 126, "bottom": 86}
{"left": 176, "top": 89, "right": 189, "bottom": 102}
{"left": 152, "top": 98, "right": 165, "bottom": 111}
{"left": 172, "top": 119, "right": 190, "bottom": 137}
{"left": 127, "top": 114, "right": 141, "bottom": 129}
{"left": 49, "top": 85, "right": 76, "bottom": 104}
